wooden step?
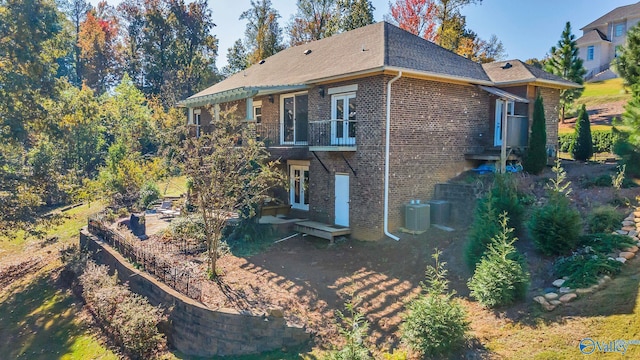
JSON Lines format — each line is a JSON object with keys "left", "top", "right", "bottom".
{"left": 294, "top": 221, "right": 351, "bottom": 243}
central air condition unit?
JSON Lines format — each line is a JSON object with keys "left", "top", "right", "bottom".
{"left": 428, "top": 200, "right": 451, "bottom": 225}
{"left": 405, "top": 203, "right": 430, "bottom": 231}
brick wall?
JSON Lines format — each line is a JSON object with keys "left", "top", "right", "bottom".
{"left": 80, "top": 230, "right": 309, "bottom": 357}
{"left": 307, "top": 77, "right": 387, "bottom": 240}
{"left": 538, "top": 87, "right": 561, "bottom": 150}
{"left": 385, "top": 76, "right": 491, "bottom": 232}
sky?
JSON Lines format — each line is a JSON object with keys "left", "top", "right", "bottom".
{"left": 90, "top": 0, "right": 637, "bottom": 67}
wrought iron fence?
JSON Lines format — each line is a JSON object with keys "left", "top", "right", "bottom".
{"left": 87, "top": 216, "right": 203, "bottom": 302}
{"left": 308, "top": 120, "right": 357, "bottom": 147}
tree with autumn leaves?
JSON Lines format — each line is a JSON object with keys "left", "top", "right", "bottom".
{"left": 388, "top": 0, "right": 505, "bottom": 63}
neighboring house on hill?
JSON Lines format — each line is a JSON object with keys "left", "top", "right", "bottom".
{"left": 180, "top": 22, "right": 579, "bottom": 241}
{"left": 577, "top": 1, "right": 640, "bottom": 81}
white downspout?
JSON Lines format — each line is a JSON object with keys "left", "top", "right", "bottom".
{"left": 384, "top": 71, "right": 402, "bottom": 241}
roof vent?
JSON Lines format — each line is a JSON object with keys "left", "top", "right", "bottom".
{"left": 501, "top": 62, "right": 512, "bottom": 69}
{"left": 259, "top": 59, "right": 265, "bottom": 64}
{"left": 303, "top": 49, "right": 312, "bottom": 55}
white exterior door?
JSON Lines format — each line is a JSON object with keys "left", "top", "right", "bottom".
{"left": 331, "top": 93, "right": 356, "bottom": 145}
{"left": 290, "top": 165, "right": 309, "bottom": 210}
{"left": 494, "top": 100, "right": 514, "bottom": 146}
{"left": 334, "top": 174, "right": 349, "bottom": 227}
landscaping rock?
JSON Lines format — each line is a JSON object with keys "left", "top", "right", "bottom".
{"left": 552, "top": 279, "right": 566, "bottom": 288}
{"left": 620, "top": 251, "right": 635, "bottom": 260}
{"left": 559, "top": 287, "right": 573, "bottom": 294}
{"left": 550, "top": 300, "right": 562, "bottom": 306}
{"left": 634, "top": 211, "right": 640, "bottom": 217}
{"left": 544, "top": 292, "right": 559, "bottom": 300}
{"left": 624, "top": 245, "right": 639, "bottom": 253}
{"left": 617, "top": 230, "right": 629, "bottom": 235}
{"left": 629, "top": 231, "right": 639, "bottom": 238}
{"left": 544, "top": 287, "right": 556, "bottom": 294}
{"left": 576, "top": 287, "right": 594, "bottom": 295}
{"left": 623, "top": 220, "right": 635, "bottom": 227}
{"left": 560, "top": 293, "right": 578, "bottom": 303}
{"left": 634, "top": 217, "right": 640, "bottom": 223}
{"left": 617, "top": 257, "right": 627, "bottom": 263}
{"left": 623, "top": 226, "right": 635, "bottom": 232}
{"left": 543, "top": 303, "right": 556, "bottom": 311}
{"left": 533, "top": 296, "right": 548, "bottom": 305}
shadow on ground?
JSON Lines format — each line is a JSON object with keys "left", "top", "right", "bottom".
{"left": 0, "top": 271, "right": 114, "bottom": 359}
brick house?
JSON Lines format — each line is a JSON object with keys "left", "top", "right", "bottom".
{"left": 181, "top": 22, "right": 579, "bottom": 241}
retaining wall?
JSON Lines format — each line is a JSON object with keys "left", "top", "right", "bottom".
{"left": 80, "top": 229, "right": 310, "bottom": 357}
{"left": 433, "top": 183, "right": 477, "bottom": 226}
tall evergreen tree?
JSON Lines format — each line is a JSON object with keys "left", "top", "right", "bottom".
{"left": 614, "top": 23, "right": 640, "bottom": 96}
{"left": 337, "top": 0, "right": 375, "bottom": 31}
{"left": 118, "top": 0, "right": 146, "bottom": 88}
{"left": 240, "top": 0, "right": 285, "bottom": 65}
{"left": 523, "top": 95, "right": 548, "bottom": 175}
{"left": 287, "top": 0, "right": 338, "bottom": 46}
{"left": 223, "top": 39, "right": 250, "bottom": 75}
{"left": 545, "top": 22, "right": 585, "bottom": 123}
{"left": 62, "top": 0, "right": 92, "bottom": 87}
{"left": 613, "top": 24, "right": 640, "bottom": 176}
{"left": 571, "top": 104, "right": 593, "bottom": 161}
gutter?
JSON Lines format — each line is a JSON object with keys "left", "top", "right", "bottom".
{"left": 384, "top": 71, "right": 402, "bottom": 241}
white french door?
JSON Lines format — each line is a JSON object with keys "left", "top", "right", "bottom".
{"left": 331, "top": 93, "right": 356, "bottom": 145}
{"left": 281, "top": 93, "right": 308, "bottom": 145}
{"left": 290, "top": 165, "right": 309, "bottom": 210}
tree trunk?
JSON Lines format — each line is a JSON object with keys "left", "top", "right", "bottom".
{"left": 560, "top": 105, "right": 566, "bottom": 124}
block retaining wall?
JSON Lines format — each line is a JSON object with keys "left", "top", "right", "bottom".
{"left": 80, "top": 229, "right": 310, "bottom": 357}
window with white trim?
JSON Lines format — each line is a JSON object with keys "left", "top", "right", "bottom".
{"left": 193, "top": 109, "right": 201, "bottom": 138}
{"left": 253, "top": 100, "right": 262, "bottom": 123}
{"left": 615, "top": 23, "right": 625, "bottom": 37}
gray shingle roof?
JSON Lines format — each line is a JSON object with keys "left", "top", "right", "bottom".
{"left": 482, "top": 60, "right": 579, "bottom": 88}
{"left": 581, "top": 1, "right": 640, "bottom": 30}
{"left": 577, "top": 29, "right": 610, "bottom": 45}
{"left": 186, "top": 22, "right": 578, "bottom": 104}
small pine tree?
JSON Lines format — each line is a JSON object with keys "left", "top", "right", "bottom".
{"left": 464, "top": 192, "right": 501, "bottom": 270}
{"left": 571, "top": 104, "right": 593, "bottom": 161}
{"left": 468, "top": 212, "right": 530, "bottom": 308}
{"left": 401, "top": 249, "right": 469, "bottom": 357}
{"left": 523, "top": 95, "right": 548, "bottom": 175}
{"left": 528, "top": 159, "right": 582, "bottom": 255}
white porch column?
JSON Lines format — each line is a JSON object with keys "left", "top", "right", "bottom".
{"left": 246, "top": 97, "right": 253, "bottom": 121}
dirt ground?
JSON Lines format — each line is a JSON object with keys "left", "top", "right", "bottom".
{"left": 560, "top": 100, "right": 625, "bottom": 130}
{"left": 134, "top": 160, "right": 640, "bottom": 356}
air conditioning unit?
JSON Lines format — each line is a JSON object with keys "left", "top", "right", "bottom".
{"left": 405, "top": 203, "right": 430, "bottom": 231}
{"left": 428, "top": 200, "right": 451, "bottom": 225}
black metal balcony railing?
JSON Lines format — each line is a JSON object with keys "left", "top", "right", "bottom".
{"left": 190, "top": 120, "right": 357, "bottom": 149}
{"left": 308, "top": 120, "right": 357, "bottom": 148}
{"left": 254, "top": 122, "right": 279, "bottom": 146}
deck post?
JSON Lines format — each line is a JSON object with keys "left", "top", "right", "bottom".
{"left": 500, "top": 98, "right": 508, "bottom": 174}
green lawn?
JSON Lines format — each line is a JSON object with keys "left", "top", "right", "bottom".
{"left": 577, "top": 78, "right": 631, "bottom": 107}
{"left": 0, "top": 269, "right": 118, "bottom": 360}
{"left": 158, "top": 175, "right": 188, "bottom": 198}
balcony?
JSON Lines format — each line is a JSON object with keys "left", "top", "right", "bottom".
{"left": 308, "top": 120, "right": 357, "bottom": 152}
{"left": 189, "top": 120, "right": 357, "bottom": 153}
